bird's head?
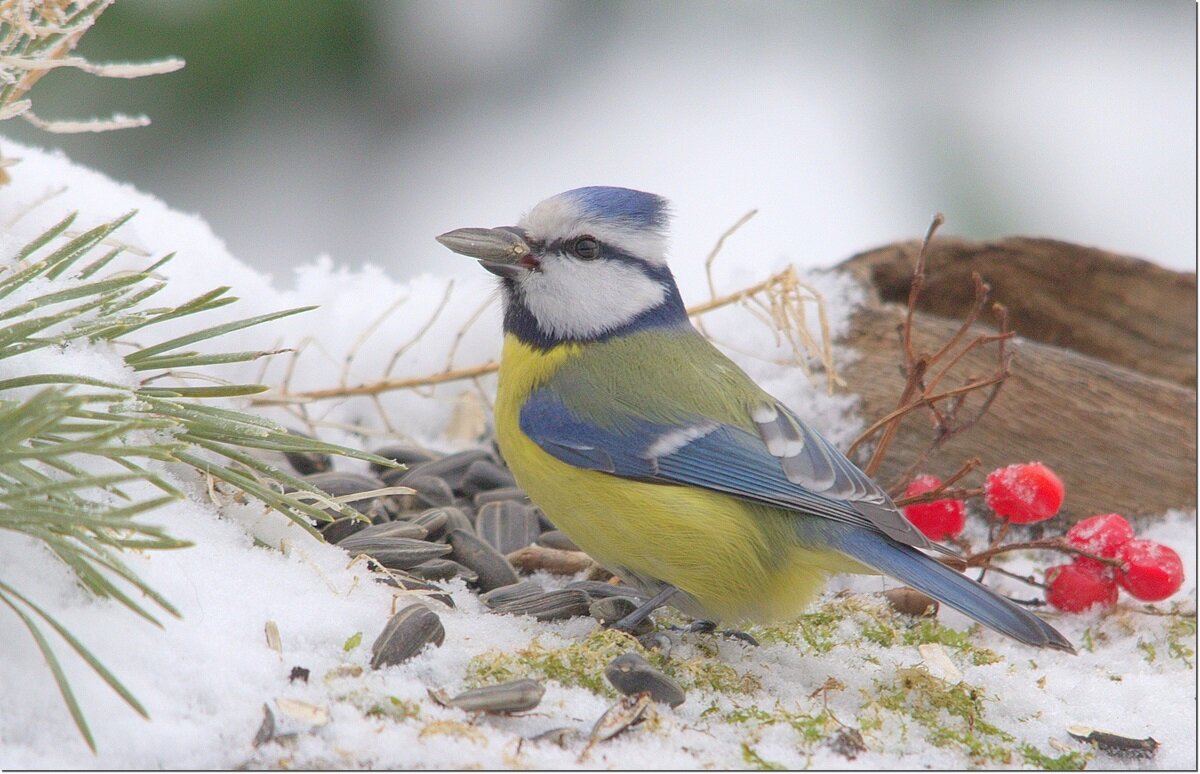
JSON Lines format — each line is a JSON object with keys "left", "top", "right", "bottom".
{"left": 437, "top": 186, "right": 688, "bottom": 347}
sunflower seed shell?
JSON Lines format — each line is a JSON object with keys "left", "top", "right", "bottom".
{"left": 475, "top": 501, "right": 541, "bottom": 554}
{"left": 492, "top": 589, "right": 591, "bottom": 621}
{"left": 344, "top": 537, "right": 452, "bottom": 570}
{"left": 433, "top": 678, "right": 545, "bottom": 714}
{"left": 446, "top": 528, "right": 519, "bottom": 590}
{"left": 473, "top": 487, "right": 531, "bottom": 508}
{"left": 479, "top": 580, "right": 545, "bottom": 609}
{"left": 370, "top": 604, "right": 445, "bottom": 669}
{"left": 604, "top": 652, "right": 685, "bottom": 707}
{"left": 409, "top": 558, "right": 478, "bottom": 583}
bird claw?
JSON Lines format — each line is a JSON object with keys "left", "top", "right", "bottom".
{"left": 668, "top": 620, "right": 760, "bottom": 646}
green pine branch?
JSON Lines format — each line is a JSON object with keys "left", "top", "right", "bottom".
{"left": 0, "top": 212, "right": 391, "bottom": 751}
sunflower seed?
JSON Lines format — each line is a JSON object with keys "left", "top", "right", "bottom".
{"left": 1066, "top": 725, "right": 1160, "bottom": 758}
{"left": 604, "top": 652, "right": 685, "bottom": 707}
{"left": 566, "top": 580, "right": 649, "bottom": 601}
{"left": 252, "top": 703, "right": 275, "bottom": 747}
{"left": 370, "top": 604, "right": 445, "bottom": 669}
{"left": 536, "top": 529, "right": 579, "bottom": 552}
{"left": 459, "top": 459, "right": 517, "bottom": 495}
{"left": 383, "top": 449, "right": 495, "bottom": 491}
{"left": 410, "top": 507, "right": 451, "bottom": 538}
{"left": 473, "top": 487, "right": 531, "bottom": 508}
{"left": 343, "top": 537, "right": 451, "bottom": 570}
{"left": 336, "top": 521, "right": 428, "bottom": 545}
{"left": 533, "top": 506, "right": 556, "bottom": 532}
{"left": 403, "top": 475, "right": 456, "bottom": 509}
{"left": 301, "top": 471, "right": 393, "bottom": 536}
{"left": 301, "top": 471, "right": 390, "bottom": 498}
{"left": 275, "top": 697, "right": 330, "bottom": 726}
{"left": 369, "top": 444, "right": 440, "bottom": 476}
{"left": 320, "top": 516, "right": 371, "bottom": 544}
{"left": 589, "top": 596, "right": 653, "bottom": 636}
{"left": 589, "top": 692, "right": 652, "bottom": 744}
{"left": 374, "top": 570, "right": 455, "bottom": 608}
{"left": 491, "top": 589, "right": 592, "bottom": 621}
{"left": 526, "top": 727, "right": 581, "bottom": 747}
{"left": 446, "top": 528, "right": 519, "bottom": 591}
{"left": 430, "top": 678, "right": 545, "bottom": 714}
{"left": 479, "top": 580, "right": 545, "bottom": 609}
{"left": 475, "top": 501, "right": 541, "bottom": 554}
{"left": 283, "top": 429, "right": 332, "bottom": 475}
{"left": 636, "top": 632, "right": 674, "bottom": 656}
{"left": 409, "top": 558, "right": 478, "bottom": 584}
{"left": 442, "top": 507, "right": 476, "bottom": 534}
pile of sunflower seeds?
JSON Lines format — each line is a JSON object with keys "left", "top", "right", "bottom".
{"left": 280, "top": 440, "right": 687, "bottom": 715}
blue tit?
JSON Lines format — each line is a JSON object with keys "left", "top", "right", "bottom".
{"left": 437, "top": 186, "right": 1071, "bottom": 652}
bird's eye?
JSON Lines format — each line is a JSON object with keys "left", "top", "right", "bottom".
{"left": 569, "top": 236, "right": 601, "bottom": 260}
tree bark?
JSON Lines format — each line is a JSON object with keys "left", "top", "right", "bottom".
{"left": 841, "top": 237, "right": 1197, "bottom": 387}
{"left": 837, "top": 238, "right": 1196, "bottom": 524}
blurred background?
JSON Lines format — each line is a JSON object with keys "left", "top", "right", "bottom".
{"left": 3, "top": 0, "right": 1195, "bottom": 290}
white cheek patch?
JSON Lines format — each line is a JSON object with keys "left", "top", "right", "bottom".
{"left": 518, "top": 257, "right": 668, "bottom": 340}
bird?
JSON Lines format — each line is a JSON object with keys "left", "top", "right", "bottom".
{"left": 436, "top": 186, "right": 1072, "bottom": 652}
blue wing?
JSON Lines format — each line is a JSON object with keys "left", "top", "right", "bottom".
{"left": 519, "top": 387, "right": 936, "bottom": 551}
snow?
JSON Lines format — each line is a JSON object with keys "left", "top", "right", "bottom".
{"left": 0, "top": 139, "right": 1195, "bottom": 769}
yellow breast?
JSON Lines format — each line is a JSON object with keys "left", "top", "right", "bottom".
{"left": 493, "top": 334, "right": 847, "bottom": 624}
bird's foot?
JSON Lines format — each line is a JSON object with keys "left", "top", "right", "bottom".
{"left": 669, "top": 620, "right": 760, "bottom": 646}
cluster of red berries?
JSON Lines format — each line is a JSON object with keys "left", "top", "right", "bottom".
{"left": 902, "top": 461, "right": 1185, "bottom": 613}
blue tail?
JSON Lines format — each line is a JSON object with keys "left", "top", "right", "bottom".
{"left": 834, "top": 528, "right": 1074, "bottom": 652}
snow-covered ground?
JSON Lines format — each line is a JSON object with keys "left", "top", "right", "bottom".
{"left": 0, "top": 140, "right": 1194, "bottom": 769}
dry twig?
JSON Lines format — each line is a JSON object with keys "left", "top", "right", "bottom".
{"left": 845, "top": 213, "right": 1014, "bottom": 492}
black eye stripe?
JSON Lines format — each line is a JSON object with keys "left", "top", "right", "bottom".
{"left": 548, "top": 235, "right": 602, "bottom": 260}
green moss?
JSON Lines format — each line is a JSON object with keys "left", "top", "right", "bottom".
{"left": 463, "top": 627, "right": 760, "bottom": 697}
{"left": 755, "top": 595, "right": 1003, "bottom": 668}
{"left": 1166, "top": 614, "right": 1197, "bottom": 668}
{"left": 740, "top": 742, "right": 786, "bottom": 770}
{"left": 365, "top": 696, "right": 420, "bottom": 721}
{"left": 1018, "top": 743, "right": 1091, "bottom": 770}
{"left": 899, "top": 619, "right": 1002, "bottom": 665}
{"left": 723, "top": 701, "right": 842, "bottom": 747}
{"left": 1138, "top": 640, "right": 1157, "bottom": 664}
{"left": 866, "top": 667, "right": 1015, "bottom": 765}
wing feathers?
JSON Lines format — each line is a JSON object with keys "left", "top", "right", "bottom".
{"left": 520, "top": 390, "right": 934, "bottom": 551}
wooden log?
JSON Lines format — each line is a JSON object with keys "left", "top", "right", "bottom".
{"left": 840, "top": 237, "right": 1197, "bottom": 387}
{"left": 836, "top": 239, "right": 1196, "bottom": 524}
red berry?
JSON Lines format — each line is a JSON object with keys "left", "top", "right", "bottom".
{"left": 1115, "top": 539, "right": 1185, "bottom": 602}
{"left": 902, "top": 474, "right": 966, "bottom": 541}
{"left": 1065, "top": 513, "right": 1135, "bottom": 570}
{"left": 1044, "top": 562, "right": 1119, "bottom": 612}
{"left": 984, "top": 462, "right": 1064, "bottom": 524}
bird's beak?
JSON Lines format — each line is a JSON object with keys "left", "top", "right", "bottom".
{"left": 435, "top": 226, "right": 538, "bottom": 278}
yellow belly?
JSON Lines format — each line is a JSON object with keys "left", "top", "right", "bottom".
{"left": 493, "top": 335, "right": 848, "bottom": 624}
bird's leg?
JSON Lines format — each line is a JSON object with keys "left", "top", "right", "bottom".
{"left": 610, "top": 585, "right": 678, "bottom": 635}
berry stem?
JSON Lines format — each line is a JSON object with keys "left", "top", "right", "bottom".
{"left": 963, "top": 536, "right": 1123, "bottom": 569}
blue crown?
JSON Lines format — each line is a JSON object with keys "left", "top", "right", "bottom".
{"left": 563, "top": 186, "right": 670, "bottom": 231}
